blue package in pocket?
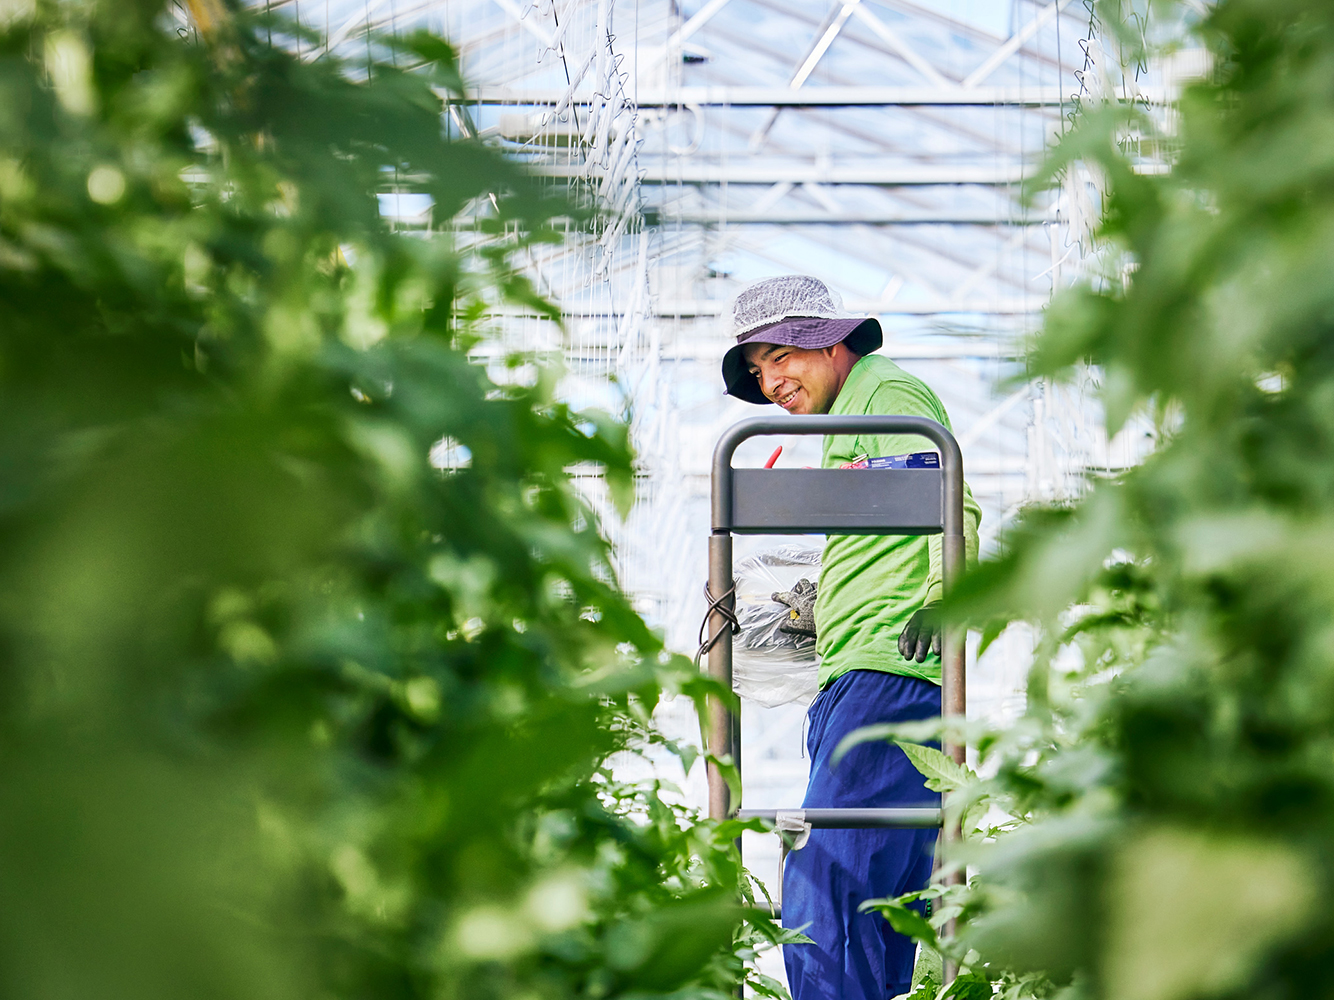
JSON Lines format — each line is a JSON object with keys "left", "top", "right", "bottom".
{"left": 867, "top": 451, "right": 940, "bottom": 470}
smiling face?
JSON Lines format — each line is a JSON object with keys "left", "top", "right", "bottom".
{"left": 742, "top": 340, "right": 857, "bottom": 414}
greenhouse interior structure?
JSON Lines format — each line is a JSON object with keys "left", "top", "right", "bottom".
{"left": 371, "top": 0, "right": 1178, "bottom": 983}
{"left": 8, "top": 0, "right": 1329, "bottom": 997}
{"left": 313, "top": 0, "right": 1177, "bottom": 937}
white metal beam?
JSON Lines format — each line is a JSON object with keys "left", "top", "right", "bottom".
{"left": 667, "top": 14, "right": 1066, "bottom": 157}
{"left": 849, "top": 4, "right": 950, "bottom": 87}
{"left": 957, "top": 385, "right": 1031, "bottom": 448}
{"left": 962, "top": 0, "right": 1076, "bottom": 89}
{"left": 463, "top": 85, "right": 1165, "bottom": 107}
{"left": 750, "top": 181, "right": 795, "bottom": 213}
{"left": 755, "top": 0, "right": 1056, "bottom": 72}
{"left": 471, "top": 341, "right": 1026, "bottom": 361}
{"left": 319, "top": 0, "right": 394, "bottom": 59}
{"left": 484, "top": 297, "right": 1048, "bottom": 317}
{"left": 644, "top": 210, "right": 1049, "bottom": 225}
{"left": 720, "top": 215, "right": 1044, "bottom": 299}
{"left": 685, "top": 77, "right": 1048, "bottom": 162}
{"left": 667, "top": 0, "right": 735, "bottom": 50}
{"left": 948, "top": 228, "right": 1030, "bottom": 302}
{"left": 533, "top": 162, "right": 1028, "bottom": 185}
{"left": 527, "top": 158, "right": 1163, "bottom": 184}
{"left": 790, "top": 3, "right": 860, "bottom": 90}
{"left": 489, "top": 0, "right": 556, "bottom": 49}
{"left": 749, "top": 1, "right": 862, "bottom": 151}
{"left": 800, "top": 183, "right": 844, "bottom": 213}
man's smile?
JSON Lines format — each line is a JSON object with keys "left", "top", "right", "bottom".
{"left": 741, "top": 340, "right": 855, "bottom": 415}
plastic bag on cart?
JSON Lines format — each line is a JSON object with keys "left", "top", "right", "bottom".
{"left": 732, "top": 544, "right": 822, "bottom": 708}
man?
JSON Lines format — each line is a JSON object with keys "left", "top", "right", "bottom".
{"left": 720, "top": 275, "right": 981, "bottom": 1000}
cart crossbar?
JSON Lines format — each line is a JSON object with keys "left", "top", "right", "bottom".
{"left": 737, "top": 807, "right": 943, "bottom": 829}
{"left": 730, "top": 468, "right": 943, "bottom": 534}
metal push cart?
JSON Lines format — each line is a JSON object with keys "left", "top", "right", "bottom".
{"left": 701, "top": 414, "right": 967, "bottom": 980}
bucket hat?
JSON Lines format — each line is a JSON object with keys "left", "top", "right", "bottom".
{"left": 721, "top": 275, "right": 882, "bottom": 405}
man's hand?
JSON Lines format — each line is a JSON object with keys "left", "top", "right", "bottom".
{"left": 772, "top": 578, "right": 818, "bottom": 638}
{"left": 897, "top": 603, "right": 941, "bottom": 662}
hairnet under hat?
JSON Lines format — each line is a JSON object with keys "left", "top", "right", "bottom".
{"left": 721, "top": 275, "right": 882, "bottom": 405}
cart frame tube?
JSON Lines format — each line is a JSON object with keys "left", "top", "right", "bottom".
{"left": 706, "top": 415, "right": 967, "bottom": 975}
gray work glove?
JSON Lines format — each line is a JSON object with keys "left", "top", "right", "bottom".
{"left": 772, "top": 578, "right": 818, "bottom": 638}
{"left": 897, "top": 603, "right": 942, "bottom": 663}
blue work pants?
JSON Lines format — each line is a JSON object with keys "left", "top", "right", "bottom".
{"left": 782, "top": 669, "right": 940, "bottom": 1000}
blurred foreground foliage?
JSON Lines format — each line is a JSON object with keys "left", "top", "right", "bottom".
{"left": 854, "top": 1, "right": 1334, "bottom": 998}
{"left": 0, "top": 1, "right": 786, "bottom": 997}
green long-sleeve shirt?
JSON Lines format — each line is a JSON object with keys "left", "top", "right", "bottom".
{"left": 814, "top": 355, "right": 982, "bottom": 688}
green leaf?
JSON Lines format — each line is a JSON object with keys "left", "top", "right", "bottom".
{"left": 942, "top": 971, "right": 994, "bottom": 1000}
{"left": 910, "top": 944, "right": 942, "bottom": 999}
{"left": 746, "top": 972, "right": 790, "bottom": 1000}
{"left": 705, "top": 753, "right": 743, "bottom": 810}
{"left": 665, "top": 738, "right": 700, "bottom": 776}
{"left": 607, "top": 893, "right": 746, "bottom": 990}
{"left": 831, "top": 718, "right": 947, "bottom": 767}
{"left": 960, "top": 792, "right": 991, "bottom": 839}
{"left": 0, "top": 3, "right": 766, "bottom": 998}
{"left": 977, "top": 616, "right": 1008, "bottom": 658}
{"left": 859, "top": 897, "right": 938, "bottom": 949}
{"left": 894, "top": 741, "right": 974, "bottom": 794}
